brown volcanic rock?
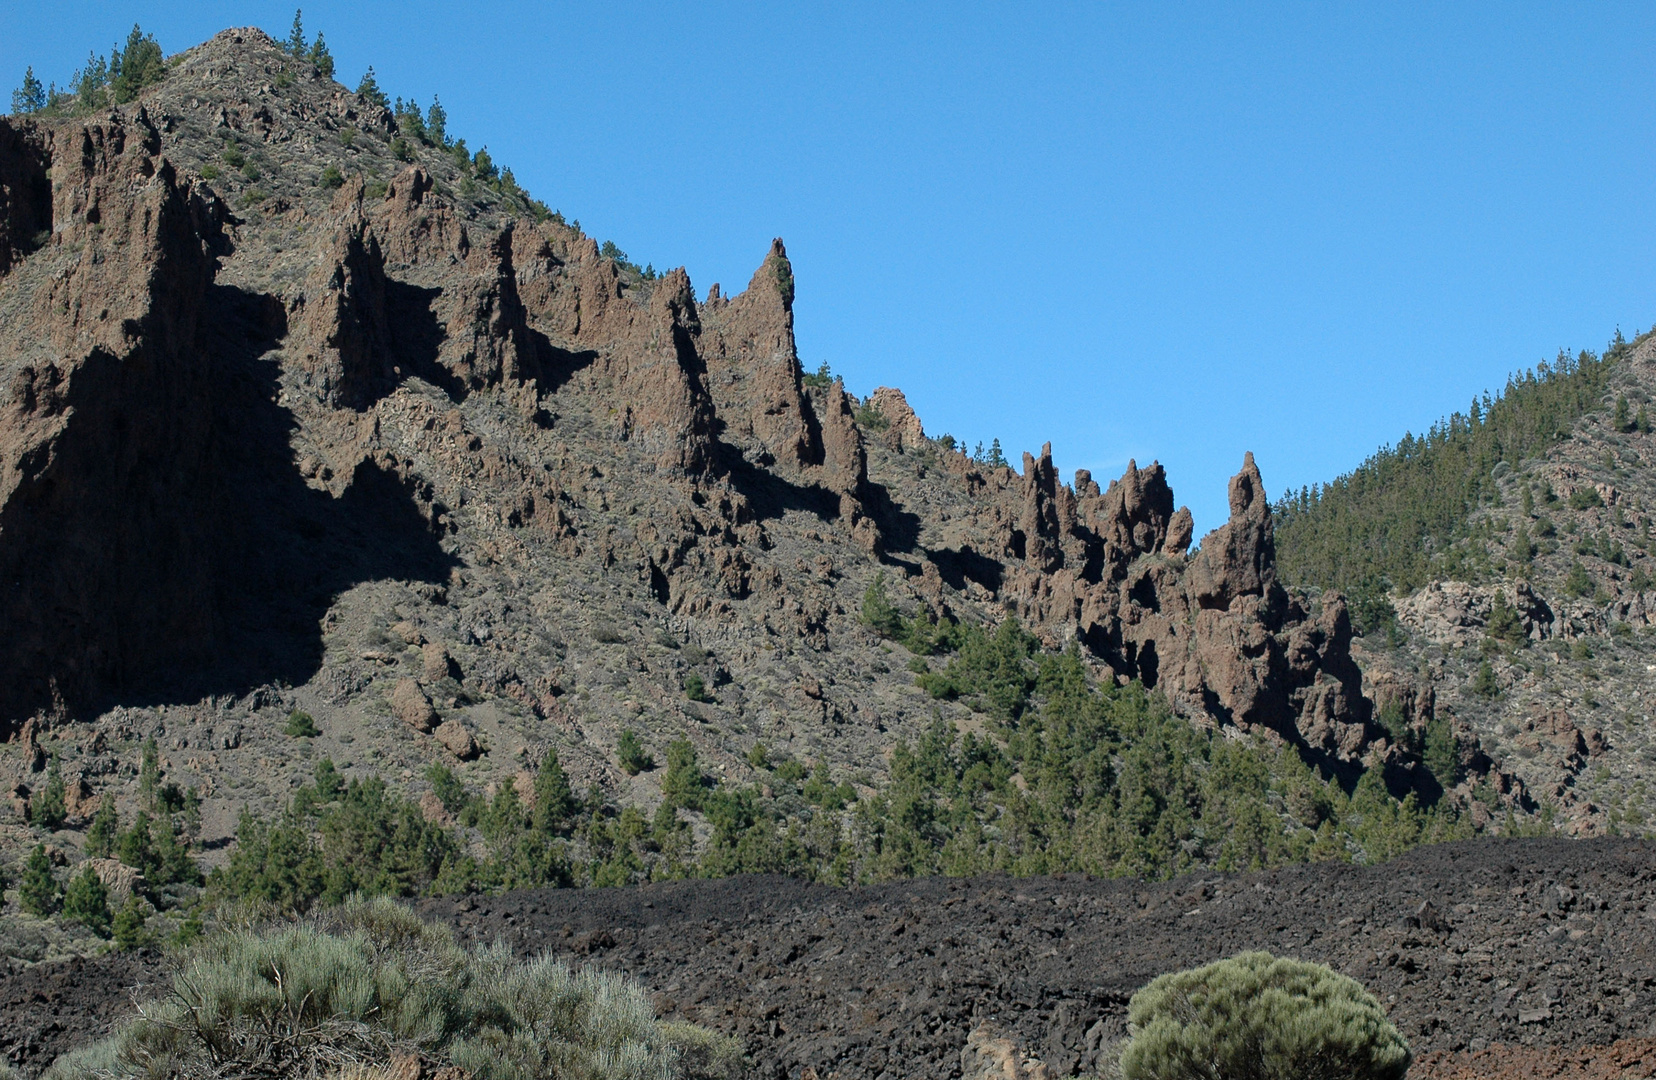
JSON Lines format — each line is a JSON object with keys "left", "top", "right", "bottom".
{"left": 700, "top": 239, "right": 820, "bottom": 472}
{"left": 0, "top": 117, "right": 51, "bottom": 278}
{"left": 0, "top": 112, "right": 224, "bottom": 731}
{"left": 869, "top": 386, "right": 925, "bottom": 453}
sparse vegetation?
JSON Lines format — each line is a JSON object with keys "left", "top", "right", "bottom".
{"left": 44, "top": 897, "right": 740, "bottom": 1080}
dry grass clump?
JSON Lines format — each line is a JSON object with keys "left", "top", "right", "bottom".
{"left": 43, "top": 897, "right": 741, "bottom": 1080}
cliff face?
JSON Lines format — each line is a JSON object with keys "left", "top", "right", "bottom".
{"left": 0, "top": 29, "right": 1475, "bottom": 836}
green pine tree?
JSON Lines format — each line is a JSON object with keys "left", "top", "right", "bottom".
{"left": 1564, "top": 560, "right": 1593, "bottom": 598}
{"left": 31, "top": 752, "right": 68, "bottom": 829}
{"left": 307, "top": 33, "right": 334, "bottom": 78}
{"left": 109, "top": 26, "right": 164, "bottom": 105}
{"left": 356, "top": 67, "right": 388, "bottom": 109}
{"left": 427, "top": 96, "right": 448, "bottom": 146}
{"left": 1616, "top": 394, "right": 1631, "bottom": 432}
{"left": 86, "top": 799, "right": 120, "bottom": 858}
{"left": 615, "top": 731, "right": 652, "bottom": 777}
{"left": 62, "top": 864, "right": 112, "bottom": 936}
{"left": 285, "top": 10, "right": 307, "bottom": 56}
{"left": 19, "top": 845, "right": 59, "bottom": 916}
{"left": 139, "top": 737, "right": 160, "bottom": 808}
{"left": 533, "top": 748, "right": 580, "bottom": 833}
{"left": 1471, "top": 659, "right": 1499, "bottom": 698}
{"left": 11, "top": 66, "right": 45, "bottom": 114}
{"left": 111, "top": 894, "right": 149, "bottom": 949}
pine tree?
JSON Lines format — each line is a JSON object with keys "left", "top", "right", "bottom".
{"left": 356, "top": 67, "right": 389, "bottom": 109}
{"left": 139, "top": 737, "right": 160, "bottom": 808}
{"left": 111, "top": 894, "right": 149, "bottom": 949}
{"left": 986, "top": 438, "right": 1008, "bottom": 468}
{"left": 11, "top": 66, "right": 45, "bottom": 114}
{"left": 62, "top": 864, "right": 112, "bottom": 936}
{"left": 85, "top": 799, "right": 119, "bottom": 858}
{"left": 1471, "top": 659, "right": 1499, "bottom": 698}
{"left": 307, "top": 33, "right": 334, "bottom": 78}
{"left": 615, "top": 731, "right": 652, "bottom": 777}
{"left": 533, "top": 749, "right": 580, "bottom": 833}
{"left": 31, "top": 752, "right": 68, "bottom": 829}
{"left": 427, "top": 96, "right": 448, "bottom": 146}
{"left": 74, "top": 52, "right": 109, "bottom": 107}
{"left": 109, "top": 26, "right": 164, "bottom": 105}
{"left": 19, "top": 845, "right": 59, "bottom": 916}
{"left": 286, "top": 10, "right": 308, "bottom": 57}
{"left": 1615, "top": 394, "right": 1631, "bottom": 432}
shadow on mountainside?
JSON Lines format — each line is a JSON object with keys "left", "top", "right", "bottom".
{"left": 0, "top": 283, "right": 456, "bottom": 732}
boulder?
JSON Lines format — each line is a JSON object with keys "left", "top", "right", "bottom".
{"left": 85, "top": 857, "right": 144, "bottom": 903}
{"left": 421, "top": 641, "right": 455, "bottom": 683}
{"left": 435, "top": 718, "right": 480, "bottom": 759}
{"left": 391, "top": 678, "right": 437, "bottom": 733}
{"left": 961, "top": 1026, "right": 1056, "bottom": 1080}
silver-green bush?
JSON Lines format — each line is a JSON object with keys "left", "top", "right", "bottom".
{"left": 1119, "top": 951, "right": 1409, "bottom": 1080}
{"left": 44, "top": 897, "right": 741, "bottom": 1080}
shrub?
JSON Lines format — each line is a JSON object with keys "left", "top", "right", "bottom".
{"left": 801, "top": 362, "right": 833, "bottom": 390}
{"left": 62, "top": 864, "right": 112, "bottom": 937}
{"left": 320, "top": 164, "right": 345, "bottom": 189}
{"left": 617, "top": 730, "right": 654, "bottom": 775}
{"left": 1569, "top": 486, "right": 1604, "bottom": 511}
{"left": 44, "top": 897, "right": 740, "bottom": 1080}
{"left": 285, "top": 709, "right": 321, "bottom": 737}
{"left": 1119, "top": 951, "right": 1409, "bottom": 1080}
{"left": 684, "top": 673, "right": 712, "bottom": 703}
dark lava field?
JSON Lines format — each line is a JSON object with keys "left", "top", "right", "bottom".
{"left": 5, "top": 838, "right": 1655, "bottom": 1079}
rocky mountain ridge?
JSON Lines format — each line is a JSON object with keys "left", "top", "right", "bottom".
{"left": 0, "top": 27, "right": 1511, "bottom": 858}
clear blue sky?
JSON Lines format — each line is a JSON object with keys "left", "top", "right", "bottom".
{"left": 7, "top": 3, "right": 1655, "bottom": 535}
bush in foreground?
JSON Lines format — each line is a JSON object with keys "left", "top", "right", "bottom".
{"left": 1119, "top": 951, "right": 1409, "bottom": 1080}
{"left": 45, "top": 896, "right": 742, "bottom": 1080}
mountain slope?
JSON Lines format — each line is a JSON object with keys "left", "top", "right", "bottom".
{"left": 0, "top": 27, "right": 1537, "bottom": 892}
{"left": 1279, "top": 331, "right": 1656, "bottom": 835}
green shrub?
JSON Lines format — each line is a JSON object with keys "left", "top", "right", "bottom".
{"left": 319, "top": 164, "right": 345, "bottom": 189}
{"left": 44, "top": 897, "right": 740, "bottom": 1080}
{"left": 62, "top": 864, "right": 112, "bottom": 937}
{"left": 617, "top": 729, "right": 654, "bottom": 775}
{"left": 801, "top": 362, "right": 833, "bottom": 390}
{"left": 1119, "top": 951, "right": 1409, "bottom": 1080}
{"left": 285, "top": 709, "right": 321, "bottom": 737}
{"left": 1569, "top": 486, "right": 1604, "bottom": 510}
{"left": 684, "top": 673, "right": 712, "bottom": 703}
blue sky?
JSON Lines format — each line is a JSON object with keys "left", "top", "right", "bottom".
{"left": 7, "top": 3, "right": 1655, "bottom": 534}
